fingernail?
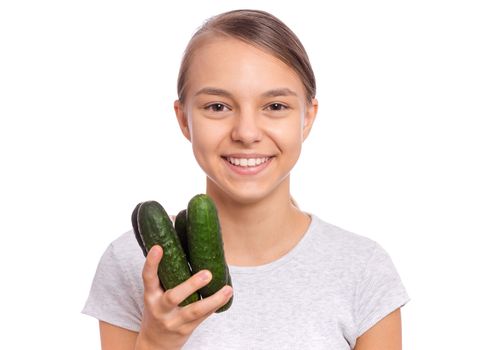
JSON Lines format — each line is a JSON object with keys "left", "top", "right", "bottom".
{"left": 199, "top": 270, "right": 211, "bottom": 281}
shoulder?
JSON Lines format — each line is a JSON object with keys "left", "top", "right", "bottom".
{"left": 307, "top": 214, "right": 379, "bottom": 263}
{"left": 300, "top": 214, "right": 401, "bottom": 290}
{"left": 96, "top": 228, "right": 146, "bottom": 282}
{"left": 304, "top": 215, "right": 409, "bottom": 324}
{"left": 110, "top": 229, "right": 144, "bottom": 259}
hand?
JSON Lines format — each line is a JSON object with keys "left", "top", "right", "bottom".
{"left": 135, "top": 245, "right": 233, "bottom": 350}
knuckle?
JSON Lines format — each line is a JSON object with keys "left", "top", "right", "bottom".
{"left": 180, "top": 303, "right": 206, "bottom": 323}
{"left": 187, "top": 304, "right": 203, "bottom": 319}
{"left": 143, "top": 293, "right": 152, "bottom": 305}
{"left": 164, "top": 288, "right": 181, "bottom": 307}
{"left": 163, "top": 318, "right": 185, "bottom": 333}
{"left": 160, "top": 318, "right": 175, "bottom": 331}
{"left": 141, "top": 268, "right": 153, "bottom": 283}
{"left": 143, "top": 293, "right": 159, "bottom": 309}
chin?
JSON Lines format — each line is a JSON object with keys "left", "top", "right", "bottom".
{"left": 225, "top": 183, "right": 281, "bottom": 206}
{"left": 207, "top": 180, "right": 265, "bottom": 205}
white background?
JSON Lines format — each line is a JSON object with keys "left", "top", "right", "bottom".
{"left": 1, "top": 0, "right": 489, "bottom": 349}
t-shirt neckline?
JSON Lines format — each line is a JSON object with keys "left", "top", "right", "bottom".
{"left": 228, "top": 213, "right": 319, "bottom": 274}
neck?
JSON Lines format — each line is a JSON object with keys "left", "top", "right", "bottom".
{"left": 206, "top": 177, "right": 311, "bottom": 266}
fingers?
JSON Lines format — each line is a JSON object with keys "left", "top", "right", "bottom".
{"left": 162, "top": 270, "right": 212, "bottom": 308}
{"left": 142, "top": 245, "right": 164, "bottom": 294}
{"left": 141, "top": 246, "right": 233, "bottom": 329}
{"left": 179, "top": 284, "right": 233, "bottom": 324}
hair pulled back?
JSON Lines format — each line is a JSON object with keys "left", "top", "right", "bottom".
{"left": 177, "top": 9, "right": 316, "bottom": 106}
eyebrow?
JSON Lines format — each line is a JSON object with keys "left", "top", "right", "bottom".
{"left": 194, "top": 87, "right": 298, "bottom": 98}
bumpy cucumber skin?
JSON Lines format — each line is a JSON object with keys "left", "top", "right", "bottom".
{"left": 187, "top": 194, "right": 233, "bottom": 312}
{"left": 137, "top": 201, "right": 199, "bottom": 306}
{"left": 219, "top": 264, "right": 233, "bottom": 313}
{"left": 131, "top": 202, "right": 147, "bottom": 257}
{"left": 174, "top": 209, "right": 189, "bottom": 259}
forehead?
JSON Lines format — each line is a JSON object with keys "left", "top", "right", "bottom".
{"left": 186, "top": 36, "right": 306, "bottom": 99}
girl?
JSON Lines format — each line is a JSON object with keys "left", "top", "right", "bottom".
{"left": 83, "top": 9, "right": 410, "bottom": 350}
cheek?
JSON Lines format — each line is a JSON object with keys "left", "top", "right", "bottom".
{"left": 270, "top": 120, "right": 304, "bottom": 170}
{"left": 189, "top": 118, "right": 228, "bottom": 162}
{"left": 269, "top": 118, "right": 304, "bottom": 151}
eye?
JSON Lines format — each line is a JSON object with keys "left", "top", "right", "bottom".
{"left": 204, "top": 103, "right": 230, "bottom": 112}
{"left": 266, "top": 103, "right": 289, "bottom": 111}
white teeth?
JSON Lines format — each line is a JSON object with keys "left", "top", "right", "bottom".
{"left": 226, "top": 157, "right": 270, "bottom": 167}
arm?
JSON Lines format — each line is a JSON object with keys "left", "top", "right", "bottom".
{"left": 99, "top": 321, "right": 159, "bottom": 350}
{"left": 100, "top": 321, "right": 137, "bottom": 350}
{"left": 354, "top": 308, "right": 402, "bottom": 350}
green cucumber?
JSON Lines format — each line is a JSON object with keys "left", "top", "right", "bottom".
{"left": 131, "top": 202, "right": 147, "bottom": 257}
{"left": 187, "top": 194, "right": 233, "bottom": 312}
{"left": 135, "top": 200, "right": 199, "bottom": 306}
{"left": 174, "top": 209, "right": 189, "bottom": 259}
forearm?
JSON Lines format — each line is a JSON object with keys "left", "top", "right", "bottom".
{"left": 134, "top": 332, "right": 181, "bottom": 350}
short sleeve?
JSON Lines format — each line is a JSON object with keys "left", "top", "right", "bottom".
{"left": 81, "top": 242, "right": 143, "bottom": 332}
{"left": 355, "top": 242, "right": 410, "bottom": 337}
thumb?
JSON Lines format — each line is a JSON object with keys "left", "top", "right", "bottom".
{"left": 142, "top": 245, "right": 163, "bottom": 294}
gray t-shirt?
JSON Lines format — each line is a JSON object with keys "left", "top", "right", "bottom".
{"left": 82, "top": 214, "right": 410, "bottom": 349}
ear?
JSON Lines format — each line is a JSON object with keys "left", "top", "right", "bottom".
{"left": 302, "top": 98, "right": 318, "bottom": 141}
{"left": 174, "top": 99, "right": 191, "bottom": 141}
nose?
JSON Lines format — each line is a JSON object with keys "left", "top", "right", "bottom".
{"left": 230, "top": 109, "right": 262, "bottom": 144}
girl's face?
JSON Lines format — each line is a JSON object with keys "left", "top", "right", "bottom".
{"left": 175, "top": 36, "right": 318, "bottom": 204}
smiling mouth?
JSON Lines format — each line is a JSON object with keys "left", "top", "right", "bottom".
{"left": 222, "top": 156, "right": 273, "bottom": 167}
